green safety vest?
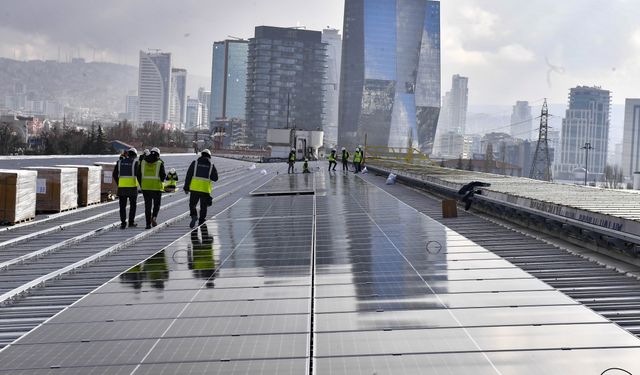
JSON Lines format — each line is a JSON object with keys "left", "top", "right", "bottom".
{"left": 117, "top": 158, "right": 138, "bottom": 188}
{"left": 189, "top": 161, "right": 214, "bottom": 194}
{"left": 353, "top": 151, "right": 362, "bottom": 163}
{"left": 328, "top": 153, "right": 336, "bottom": 162}
{"left": 165, "top": 173, "right": 177, "bottom": 188}
{"left": 289, "top": 152, "right": 296, "bottom": 162}
{"left": 141, "top": 160, "right": 164, "bottom": 191}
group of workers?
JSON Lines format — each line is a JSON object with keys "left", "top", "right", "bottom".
{"left": 287, "top": 146, "right": 364, "bottom": 174}
{"left": 112, "top": 148, "right": 218, "bottom": 231}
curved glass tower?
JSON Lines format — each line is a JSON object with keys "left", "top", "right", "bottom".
{"left": 338, "top": 0, "right": 441, "bottom": 153}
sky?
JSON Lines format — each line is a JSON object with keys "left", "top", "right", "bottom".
{"left": 1, "top": 0, "right": 640, "bottom": 105}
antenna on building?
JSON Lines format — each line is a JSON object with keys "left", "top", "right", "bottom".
{"left": 226, "top": 35, "right": 246, "bottom": 41}
{"left": 529, "top": 98, "right": 552, "bottom": 181}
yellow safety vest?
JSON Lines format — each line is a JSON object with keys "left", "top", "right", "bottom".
{"left": 166, "top": 173, "right": 178, "bottom": 188}
{"left": 189, "top": 161, "right": 214, "bottom": 194}
{"left": 117, "top": 158, "right": 138, "bottom": 188}
{"left": 141, "top": 160, "right": 163, "bottom": 191}
{"left": 289, "top": 152, "right": 296, "bottom": 162}
{"left": 328, "top": 153, "right": 336, "bottom": 162}
{"left": 353, "top": 151, "right": 362, "bottom": 163}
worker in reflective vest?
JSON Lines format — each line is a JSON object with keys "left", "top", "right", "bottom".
{"left": 112, "top": 147, "right": 139, "bottom": 229}
{"left": 353, "top": 147, "right": 362, "bottom": 173}
{"left": 165, "top": 168, "right": 179, "bottom": 192}
{"left": 138, "top": 147, "right": 166, "bottom": 229}
{"left": 328, "top": 149, "right": 337, "bottom": 171}
{"left": 184, "top": 149, "right": 219, "bottom": 228}
{"left": 288, "top": 148, "right": 296, "bottom": 174}
{"left": 341, "top": 147, "right": 350, "bottom": 172}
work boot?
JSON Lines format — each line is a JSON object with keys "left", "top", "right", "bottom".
{"left": 145, "top": 225, "right": 151, "bottom": 230}
{"left": 120, "top": 222, "right": 126, "bottom": 230}
{"left": 128, "top": 222, "right": 138, "bottom": 228}
{"left": 151, "top": 217, "right": 157, "bottom": 227}
{"left": 189, "top": 216, "right": 198, "bottom": 229}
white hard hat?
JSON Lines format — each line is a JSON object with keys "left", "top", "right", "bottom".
{"left": 169, "top": 168, "right": 176, "bottom": 173}
{"left": 144, "top": 149, "right": 150, "bottom": 155}
{"left": 151, "top": 147, "right": 160, "bottom": 155}
{"left": 358, "top": 145, "right": 363, "bottom": 148}
{"left": 128, "top": 147, "right": 138, "bottom": 155}
{"left": 201, "top": 149, "right": 212, "bottom": 157}
{"left": 291, "top": 148, "right": 295, "bottom": 152}
{"left": 332, "top": 149, "right": 336, "bottom": 152}
{"left": 341, "top": 147, "right": 345, "bottom": 151}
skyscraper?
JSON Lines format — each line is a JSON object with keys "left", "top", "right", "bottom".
{"left": 198, "top": 88, "right": 211, "bottom": 127}
{"left": 622, "top": 98, "right": 640, "bottom": 177}
{"left": 246, "top": 26, "right": 327, "bottom": 146}
{"left": 322, "top": 28, "right": 342, "bottom": 149}
{"left": 448, "top": 74, "right": 468, "bottom": 135}
{"left": 186, "top": 97, "right": 202, "bottom": 129}
{"left": 555, "top": 86, "right": 611, "bottom": 180}
{"left": 338, "top": 0, "right": 441, "bottom": 153}
{"left": 125, "top": 94, "right": 138, "bottom": 123}
{"left": 210, "top": 40, "right": 249, "bottom": 123}
{"left": 169, "top": 68, "right": 187, "bottom": 128}
{"left": 510, "top": 101, "right": 533, "bottom": 140}
{"left": 137, "top": 51, "right": 171, "bottom": 124}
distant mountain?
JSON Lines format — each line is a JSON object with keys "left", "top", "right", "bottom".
{"left": 0, "top": 58, "right": 211, "bottom": 115}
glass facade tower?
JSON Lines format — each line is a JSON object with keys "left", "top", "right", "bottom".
{"left": 338, "top": 0, "right": 441, "bottom": 153}
{"left": 137, "top": 51, "right": 171, "bottom": 124}
{"left": 209, "top": 40, "right": 249, "bottom": 123}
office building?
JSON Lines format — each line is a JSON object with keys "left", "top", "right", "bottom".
{"left": 186, "top": 97, "right": 202, "bottom": 129}
{"left": 511, "top": 101, "right": 533, "bottom": 140}
{"left": 198, "top": 88, "right": 211, "bottom": 127}
{"left": 137, "top": 51, "right": 171, "bottom": 124}
{"left": 169, "top": 68, "right": 187, "bottom": 128}
{"left": 338, "top": 0, "right": 441, "bottom": 153}
{"left": 210, "top": 40, "right": 249, "bottom": 123}
{"left": 246, "top": 26, "right": 327, "bottom": 146}
{"left": 125, "top": 95, "right": 138, "bottom": 123}
{"left": 448, "top": 74, "right": 468, "bottom": 134}
{"left": 622, "top": 98, "right": 640, "bottom": 178}
{"left": 322, "top": 28, "right": 342, "bottom": 149}
{"left": 555, "top": 86, "right": 611, "bottom": 180}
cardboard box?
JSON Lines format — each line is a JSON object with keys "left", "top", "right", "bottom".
{"left": 23, "top": 167, "right": 78, "bottom": 213}
{"left": 94, "top": 162, "right": 117, "bottom": 201}
{"left": 442, "top": 199, "right": 458, "bottom": 218}
{"left": 0, "top": 169, "right": 37, "bottom": 224}
{"left": 56, "top": 165, "right": 102, "bottom": 206}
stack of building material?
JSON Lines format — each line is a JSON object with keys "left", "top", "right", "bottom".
{"left": 0, "top": 169, "right": 37, "bottom": 225}
{"left": 56, "top": 165, "right": 102, "bottom": 206}
{"left": 94, "top": 162, "right": 117, "bottom": 201}
{"left": 23, "top": 167, "right": 78, "bottom": 213}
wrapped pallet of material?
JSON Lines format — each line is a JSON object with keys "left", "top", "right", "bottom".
{"left": 0, "top": 169, "right": 37, "bottom": 224}
{"left": 56, "top": 165, "right": 102, "bottom": 206}
{"left": 94, "top": 162, "right": 117, "bottom": 201}
{"left": 23, "top": 167, "right": 78, "bottom": 213}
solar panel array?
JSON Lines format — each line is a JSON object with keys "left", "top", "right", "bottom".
{"left": 1, "top": 172, "right": 640, "bottom": 374}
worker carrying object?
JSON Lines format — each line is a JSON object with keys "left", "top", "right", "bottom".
{"left": 328, "top": 149, "right": 337, "bottom": 171}
{"left": 139, "top": 148, "right": 150, "bottom": 163}
{"left": 113, "top": 147, "right": 139, "bottom": 229}
{"left": 165, "top": 168, "right": 179, "bottom": 192}
{"left": 458, "top": 181, "right": 491, "bottom": 210}
{"left": 184, "top": 149, "right": 219, "bottom": 228}
{"left": 353, "top": 147, "right": 363, "bottom": 173}
{"left": 138, "top": 147, "right": 166, "bottom": 229}
{"left": 288, "top": 148, "right": 296, "bottom": 174}
{"left": 302, "top": 158, "right": 310, "bottom": 173}
{"left": 341, "top": 147, "right": 350, "bottom": 172}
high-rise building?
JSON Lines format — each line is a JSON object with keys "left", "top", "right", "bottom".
{"left": 555, "top": 86, "right": 611, "bottom": 180}
{"left": 510, "top": 101, "right": 533, "bottom": 140}
{"left": 338, "top": 0, "right": 441, "bottom": 153}
{"left": 137, "top": 51, "right": 171, "bottom": 124}
{"left": 186, "top": 97, "right": 202, "bottom": 129}
{"left": 322, "top": 28, "right": 342, "bottom": 149}
{"left": 246, "top": 26, "right": 327, "bottom": 146}
{"left": 169, "top": 68, "right": 187, "bottom": 128}
{"left": 198, "top": 88, "right": 211, "bottom": 126}
{"left": 448, "top": 74, "right": 468, "bottom": 135}
{"left": 125, "top": 95, "right": 138, "bottom": 123}
{"left": 622, "top": 98, "right": 640, "bottom": 177}
{"left": 210, "top": 40, "right": 249, "bottom": 123}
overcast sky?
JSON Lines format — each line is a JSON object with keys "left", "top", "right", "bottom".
{"left": 1, "top": 0, "right": 639, "bottom": 105}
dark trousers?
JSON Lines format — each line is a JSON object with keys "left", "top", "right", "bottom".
{"left": 118, "top": 195, "right": 137, "bottom": 224}
{"left": 328, "top": 161, "right": 337, "bottom": 171}
{"left": 142, "top": 191, "right": 162, "bottom": 225}
{"left": 353, "top": 161, "right": 361, "bottom": 173}
{"left": 189, "top": 191, "right": 210, "bottom": 221}
{"left": 288, "top": 162, "right": 294, "bottom": 174}
{"left": 342, "top": 160, "right": 349, "bottom": 171}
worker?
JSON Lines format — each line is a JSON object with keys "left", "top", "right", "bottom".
{"left": 184, "top": 149, "right": 219, "bottom": 228}
{"left": 288, "top": 148, "right": 296, "bottom": 174}
{"left": 341, "top": 147, "right": 350, "bottom": 172}
{"left": 139, "top": 148, "right": 149, "bottom": 163}
{"left": 165, "top": 168, "right": 179, "bottom": 192}
{"left": 328, "top": 149, "right": 337, "bottom": 171}
{"left": 118, "top": 150, "right": 127, "bottom": 160}
{"left": 112, "top": 147, "right": 139, "bottom": 229}
{"left": 138, "top": 147, "right": 166, "bottom": 229}
{"left": 353, "top": 147, "right": 362, "bottom": 173}
{"left": 302, "top": 158, "right": 310, "bottom": 173}
{"left": 458, "top": 181, "right": 492, "bottom": 210}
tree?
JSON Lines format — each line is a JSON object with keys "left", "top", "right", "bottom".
{"left": 96, "top": 124, "right": 107, "bottom": 154}
{"left": 0, "top": 123, "right": 26, "bottom": 155}
{"left": 484, "top": 143, "right": 494, "bottom": 173}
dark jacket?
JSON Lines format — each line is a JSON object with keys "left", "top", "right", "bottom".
{"left": 113, "top": 157, "right": 139, "bottom": 197}
{"left": 184, "top": 156, "right": 219, "bottom": 192}
{"left": 342, "top": 150, "right": 350, "bottom": 161}
{"left": 136, "top": 153, "right": 166, "bottom": 189}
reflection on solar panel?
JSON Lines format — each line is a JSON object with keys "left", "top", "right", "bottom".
{"left": 1, "top": 172, "right": 640, "bottom": 374}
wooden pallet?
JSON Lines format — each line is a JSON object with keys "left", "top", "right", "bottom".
{"left": 1, "top": 216, "right": 35, "bottom": 226}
